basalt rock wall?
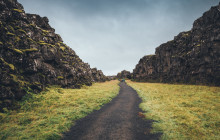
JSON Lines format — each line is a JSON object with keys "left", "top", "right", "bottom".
{"left": 117, "top": 70, "right": 132, "bottom": 79}
{"left": 133, "top": 4, "right": 220, "bottom": 86}
{"left": 0, "top": 0, "right": 106, "bottom": 110}
{"left": 91, "top": 68, "right": 108, "bottom": 82}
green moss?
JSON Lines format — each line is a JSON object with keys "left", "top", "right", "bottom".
{"left": 62, "top": 61, "right": 69, "bottom": 64}
{"left": 196, "top": 44, "right": 201, "bottom": 47}
{"left": 56, "top": 42, "right": 61, "bottom": 46}
{"left": 34, "top": 82, "right": 41, "bottom": 85}
{"left": 0, "top": 58, "right": 15, "bottom": 71}
{"left": 57, "top": 76, "right": 64, "bottom": 80}
{"left": 8, "top": 64, "right": 15, "bottom": 71}
{"left": 22, "top": 48, "right": 38, "bottom": 52}
{"left": 60, "top": 46, "right": 65, "bottom": 51}
{"left": 13, "top": 49, "right": 23, "bottom": 54}
{"left": 38, "top": 41, "right": 47, "bottom": 45}
{"left": 8, "top": 25, "right": 15, "bottom": 32}
{"left": 6, "top": 32, "right": 15, "bottom": 36}
{"left": 18, "top": 29, "right": 26, "bottom": 34}
{"left": 9, "top": 74, "right": 18, "bottom": 83}
{"left": 27, "top": 38, "right": 33, "bottom": 41}
{"left": 15, "top": 36, "right": 21, "bottom": 42}
{"left": 41, "top": 29, "right": 49, "bottom": 33}
{"left": 29, "top": 24, "right": 35, "bottom": 27}
{"left": 13, "top": 9, "right": 23, "bottom": 13}
{"left": 10, "top": 74, "right": 29, "bottom": 86}
{"left": 49, "top": 44, "right": 55, "bottom": 48}
{"left": 14, "top": 26, "right": 21, "bottom": 30}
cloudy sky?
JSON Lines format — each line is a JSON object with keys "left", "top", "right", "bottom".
{"left": 18, "top": 0, "right": 219, "bottom": 75}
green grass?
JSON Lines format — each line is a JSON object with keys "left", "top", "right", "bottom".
{"left": 127, "top": 81, "right": 220, "bottom": 140}
{"left": 0, "top": 80, "right": 119, "bottom": 140}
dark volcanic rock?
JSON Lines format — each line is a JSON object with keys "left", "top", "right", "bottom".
{"left": 91, "top": 68, "right": 108, "bottom": 82}
{"left": 0, "top": 0, "right": 106, "bottom": 110}
{"left": 117, "top": 70, "right": 132, "bottom": 79}
{"left": 133, "top": 3, "right": 220, "bottom": 86}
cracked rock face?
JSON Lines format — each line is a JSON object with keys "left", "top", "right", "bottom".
{"left": 117, "top": 70, "right": 132, "bottom": 79}
{"left": 0, "top": 0, "right": 106, "bottom": 110}
{"left": 91, "top": 68, "right": 109, "bottom": 82}
{"left": 133, "top": 3, "right": 220, "bottom": 86}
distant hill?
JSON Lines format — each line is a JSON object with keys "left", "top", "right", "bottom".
{"left": 0, "top": 0, "right": 107, "bottom": 110}
{"left": 133, "top": 3, "right": 220, "bottom": 86}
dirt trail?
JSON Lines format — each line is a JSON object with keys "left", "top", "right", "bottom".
{"left": 62, "top": 82, "right": 161, "bottom": 140}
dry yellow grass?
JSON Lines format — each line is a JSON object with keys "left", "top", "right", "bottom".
{"left": 0, "top": 80, "right": 119, "bottom": 140}
{"left": 127, "top": 80, "right": 220, "bottom": 140}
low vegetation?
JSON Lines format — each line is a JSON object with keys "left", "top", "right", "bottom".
{"left": 127, "top": 81, "right": 220, "bottom": 140}
{"left": 0, "top": 80, "right": 119, "bottom": 140}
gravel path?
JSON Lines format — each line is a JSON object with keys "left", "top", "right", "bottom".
{"left": 62, "top": 82, "right": 161, "bottom": 140}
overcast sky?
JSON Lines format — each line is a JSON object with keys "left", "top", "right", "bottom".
{"left": 18, "top": 0, "right": 219, "bottom": 76}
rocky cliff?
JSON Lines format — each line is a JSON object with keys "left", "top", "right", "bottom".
{"left": 91, "top": 68, "right": 108, "bottom": 82}
{"left": 117, "top": 70, "right": 132, "bottom": 79}
{"left": 133, "top": 3, "right": 220, "bottom": 86}
{"left": 0, "top": 0, "right": 106, "bottom": 110}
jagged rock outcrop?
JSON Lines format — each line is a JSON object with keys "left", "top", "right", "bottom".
{"left": 133, "top": 3, "right": 220, "bottom": 86}
{"left": 91, "top": 68, "right": 108, "bottom": 82}
{"left": 117, "top": 70, "right": 132, "bottom": 79}
{"left": 0, "top": 0, "right": 106, "bottom": 110}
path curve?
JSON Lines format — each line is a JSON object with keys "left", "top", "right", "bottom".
{"left": 62, "top": 82, "right": 161, "bottom": 140}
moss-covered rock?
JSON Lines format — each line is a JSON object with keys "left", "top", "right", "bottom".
{"left": 0, "top": 0, "right": 107, "bottom": 111}
{"left": 133, "top": 3, "right": 220, "bottom": 86}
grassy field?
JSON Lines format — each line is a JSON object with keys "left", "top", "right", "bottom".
{"left": 127, "top": 81, "right": 220, "bottom": 140}
{"left": 0, "top": 80, "right": 119, "bottom": 140}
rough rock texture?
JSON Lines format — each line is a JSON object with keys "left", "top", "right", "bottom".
{"left": 91, "top": 68, "right": 108, "bottom": 82}
{"left": 133, "top": 3, "right": 220, "bottom": 86}
{"left": 117, "top": 70, "right": 132, "bottom": 79}
{"left": 0, "top": 0, "right": 106, "bottom": 110}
